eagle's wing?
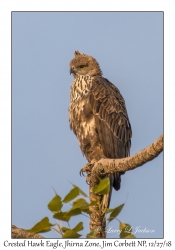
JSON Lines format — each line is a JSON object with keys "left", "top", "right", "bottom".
{"left": 89, "top": 76, "right": 132, "bottom": 192}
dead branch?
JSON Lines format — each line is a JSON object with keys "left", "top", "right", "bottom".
{"left": 92, "top": 134, "right": 163, "bottom": 179}
{"left": 12, "top": 225, "right": 44, "bottom": 239}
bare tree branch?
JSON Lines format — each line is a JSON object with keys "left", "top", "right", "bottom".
{"left": 12, "top": 225, "right": 44, "bottom": 239}
{"left": 92, "top": 134, "right": 163, "bottom": 179}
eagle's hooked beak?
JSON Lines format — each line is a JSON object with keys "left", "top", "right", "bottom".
{"left": 70, "top": 68, "right": 75, "bottom": 75}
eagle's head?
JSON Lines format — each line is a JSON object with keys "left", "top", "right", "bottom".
{"left": 69, "top": 50, "right": 102, "bottom": 78}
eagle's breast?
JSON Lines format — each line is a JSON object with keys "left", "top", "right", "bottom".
{"left": 69, "top": 75, "right": 104, "bottom": 162}
{"left": 70, "top": 75, "right": 93, "bottom": 103}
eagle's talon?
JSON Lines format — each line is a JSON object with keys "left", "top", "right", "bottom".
{"left": 79, "top": 168, "right": 85, "bottom": 176}
{"left": 79, "top": 163, "right": 94, "bottom": 177}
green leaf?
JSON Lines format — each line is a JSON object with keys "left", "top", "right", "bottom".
{"left": 77, "top": 188, "right": 88, "bottom": 197}
{"left": 124, "top": 234, "right": 136, "bottom": 238}
{"left": 120, "top": 222, "right": 132, "bottom": 231}
{"left": 53, "top": 211, "right": 70, "bottom": 222}
{"left": 73, "top": 198, "right": 99, "bottom": 209}
{"left": 120, "top": 222, "right": 127, "bottom": 230}
{"left": 108, "top": 204, "right": 124, "bottom": 222}
{"left": 92, "top": 177, "right": 110, "bottom": 194}
{"left": 105, "top": 208, "right": 114, "bottom": 214}
{"left": 72, "top": 222, "right": 83, "bottom": 232}
{"left": 86, "top": 229, "right": 99, "bottom": 238}
{"left": 75, "top": 199, "right": 99, "bottom": 215}
{"left": 48, "top": 194, "right": 62, "bottom": 213}
{"left": 62, "top": 187, "right": 79, "bottom": 203}
{"left": 70, "top": 200, "right": 91, "bottom": 214}
{"left": 119, "top": 222, "right": 133, "bottom": 238}
{"left": 61, "top": 226, "right": 70, "bottom": 233}
{"left": 71, "top": 201, "right": 89, "bottom": 210}
{"left": 73, "top": 198, "right": 87, "bottom": 205}
{"left": 66, "top": 208, "right": 82, "bottom": 216}
{"left": 62, "top": 230, "right": 81, "bottom": 238}
{"left": 61, "top": 223, "right": 83, "bottom": 234}
{"left": 27, "top": 217, "right": 54, "bottom": 234}
{"left": 70, "top": 182, "right": 88, "bottom": 197}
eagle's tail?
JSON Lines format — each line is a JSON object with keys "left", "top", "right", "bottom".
{"left": 113, "top": 172, "right": 122, "bottom": 191}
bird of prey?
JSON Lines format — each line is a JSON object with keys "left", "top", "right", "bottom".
{"left": 69, "top": 51, "right": 132, "bottom": 209}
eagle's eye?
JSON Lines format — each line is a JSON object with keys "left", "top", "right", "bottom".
{"left": 80, "top": 65, "right": 86, "bottom": 69}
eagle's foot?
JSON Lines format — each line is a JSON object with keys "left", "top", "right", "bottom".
{"left": 79, "top": 163, "right": 94, "bottom": 177}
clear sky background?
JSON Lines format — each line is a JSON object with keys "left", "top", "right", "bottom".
{"left": 12, "top": 12, "right": 163, "bottom": 239}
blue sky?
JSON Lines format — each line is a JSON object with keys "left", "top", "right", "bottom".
{"left": 12, "top": 12, "right": 163, "bottom": 238}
